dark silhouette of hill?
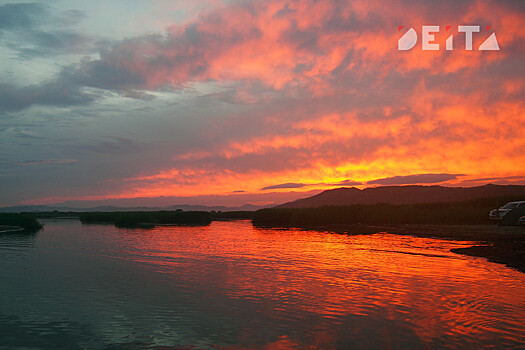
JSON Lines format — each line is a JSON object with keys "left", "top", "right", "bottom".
{"left": 0, "top": 203, "right": 266, "bottom": 213}
{"left": 276, "top": 184, "right": 525, "bottom": 208}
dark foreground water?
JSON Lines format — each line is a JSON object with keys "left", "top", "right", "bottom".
{"left": 1, "top": 219, "right": 524, "bottom": 350}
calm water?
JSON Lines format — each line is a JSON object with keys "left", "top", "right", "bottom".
{"left": 1, "top": 219, "right": 524, "bottom": 349}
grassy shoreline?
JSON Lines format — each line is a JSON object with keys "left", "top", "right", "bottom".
{"left": 0, "top": 214, "right": 43, "bottom": 233}
{"left": 79, "top": 210, "right": 212, "bottom": 228}
{"left": 253, "top": 200, "right": 524, "bottom": 227}
{"left": 251, "top": 199, "right": 525, "bottom": 272}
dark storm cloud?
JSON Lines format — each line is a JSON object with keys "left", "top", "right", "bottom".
{"left": 0, "top": 3, "right": 45, "bottom": 31}
{"left": 0, "top": 81, "right": 95, "bottom": 112}
{"left": 12, "top": 31, "right": 95, "bottom": 58}
{"left": 0, "top": 2, "right": 106, "bottom": 111}
{"left": 65, "top": 53, "right": 147, "bottom": 91}
{"left": 0, "top": 2, "right": 92, "bottom": 56}
{"left": 368, "top": 173, "right": 465, "bottom": 186}
{"left": 0, "top": 50, "right": 145, "bottom": 112}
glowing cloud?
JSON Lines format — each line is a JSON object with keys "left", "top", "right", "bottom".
{"left": 2, "top": 0, "right": 525, "bottom": 206}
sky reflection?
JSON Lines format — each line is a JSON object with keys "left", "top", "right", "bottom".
{"left": 0, "top": 219, "right": 524, "bottom": 349}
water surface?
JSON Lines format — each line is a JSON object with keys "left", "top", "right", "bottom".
{"left": 1, "top": 219, "right": 524, "bottom": 349}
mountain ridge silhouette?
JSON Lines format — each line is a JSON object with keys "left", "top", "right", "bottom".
{"left": 276, "top": 184, "right": 525, "bottom": 208}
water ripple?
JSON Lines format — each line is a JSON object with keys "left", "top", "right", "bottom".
{"left": 0, "top": 219, "right": 523, "bottom": 349}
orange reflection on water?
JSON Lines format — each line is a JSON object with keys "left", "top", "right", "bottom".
{"left": 118, "top": 220, "right": 525, "bottom": 348}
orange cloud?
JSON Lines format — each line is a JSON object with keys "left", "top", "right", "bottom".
{"left": 96, "top": 0, "right": 522, "bottom": 91}
{"left": 19, "top": 0, "right": 525, "bottom": 205}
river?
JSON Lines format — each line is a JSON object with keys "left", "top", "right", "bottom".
{"left": 1, "top": 219, "right": 524, "bottom": 349}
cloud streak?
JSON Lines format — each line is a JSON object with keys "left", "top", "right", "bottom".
{"left": 17, "top": 159, "right": 78, "bottom": 166}
{"left": 261, "top": 180, "right": 362, "bottom": 191}
{"left": 367, "top": 173, "right": 465, "bottom": 186}
{"left": 261, "top": 183, "right": 306, "bottom": 190}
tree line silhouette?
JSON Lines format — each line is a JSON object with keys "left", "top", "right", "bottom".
{"left": 80, "top": 210, "right": 212, "bottom": 228}
{"left": 0, "top": 213, "right": 43, "bottom": 232}
{"left": 252, "top": 196, "right": 524, "bottom": 228}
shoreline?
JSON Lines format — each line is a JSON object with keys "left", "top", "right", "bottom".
{"left": 0, "top": 225, "right": 25, "bottom": 233}
{"left": 348, "top": 224, "right": 525, "bottom": 273}
{"left": 255, "top": 222, "right": 525, "bottom": 273}
{"left": 3, "top": 217, "right": 524, "bottom": 273}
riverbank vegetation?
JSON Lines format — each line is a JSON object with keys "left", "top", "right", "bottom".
{"left": 252, "top": 196, "right": 525, "bottom": 228}
{"left": 253, "top": 197, "right": 525, "bottom": 273}
{"left": 80, "top": 210, "right": 212, "bottom": 228}
{"left": 0, "top": 213, "right": 43, "bottom": 232}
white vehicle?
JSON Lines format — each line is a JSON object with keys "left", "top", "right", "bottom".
{"left": 489, "top": 201, "right": 525, "bottom": 220}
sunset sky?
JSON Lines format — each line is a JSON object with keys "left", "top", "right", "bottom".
{"left": 1, "top": 0, "right": 524, "bottom": 208}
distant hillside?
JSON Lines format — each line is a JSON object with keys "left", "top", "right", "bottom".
{"left": 0, "top": 203, "right": 266, "bottom": 213}
{"left": 277, "top": 184, "right": 525, "bottom": 208}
